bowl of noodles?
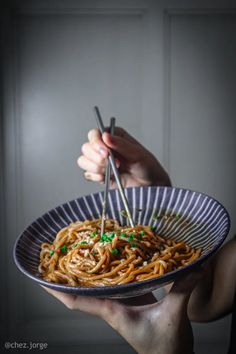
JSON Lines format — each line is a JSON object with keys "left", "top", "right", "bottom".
{"left": 13, "top": 186, "right": 230, "bottom": 298}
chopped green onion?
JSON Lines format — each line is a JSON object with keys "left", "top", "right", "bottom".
{"left": 72, "top": 243, "right": 78, "bottom": 248}
{"left": 128, "top": 234, "right": 135, "bottom": 242}
{"left": 131, "top": 243, "right": 139, "bottom": 248}
{"left": 91, "top": 250, "right": 96, "bottom": 255}
{"left": 109, "top": 232, "right": 116, "bottom": 239}
{"left": 112, "top": 248, "right": 119, "bottom": 255}
{"left": 90, "top": 232, "right": 97, "bottom": 238}
{"left": 152, "top": 213, "right": 161, "bottom": 221}
{"left": 120, "top": 209, "right": 128, "bottom": 218}
{"left": 80, "top": 241, "right": 88, "bottom": 245}
{"left": 120, "top": 232, "right": 127, "bottom": 238}
{"left": 175, "top": 214, "right": 181, "bottom": 220}
{"left": 61, "top": 245, "right": 68, "bottom": 252}
{"left": 100, "top": 233, "right": 112, "bottom": 242}
{"left": 139, "top": 231, "right": 145, "bottom": 236}
{"left": 49, "top": 250, "right": 54, "bottom": 256}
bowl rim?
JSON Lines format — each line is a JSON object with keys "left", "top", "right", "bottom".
{"left": 13, "top": 185, "right": 231, "bottom": 296}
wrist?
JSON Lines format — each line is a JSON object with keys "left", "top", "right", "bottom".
{"left": 144, "top": 154, "right": 172, "bottom": 187}
{"left": 149, "top": 165, "right": 172, "bottom": 187}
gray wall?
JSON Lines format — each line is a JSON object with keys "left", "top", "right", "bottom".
{"left": 1, "top": 1, "right": 236, "bottom": 353}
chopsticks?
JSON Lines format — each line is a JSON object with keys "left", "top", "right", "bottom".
{"left": 100, "top": 117, "right": 115, "bottom": 236}
{"left": 94, "top": 106, "right": 135, "bottom": 229}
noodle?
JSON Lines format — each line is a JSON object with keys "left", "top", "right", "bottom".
{"left": 38, "top": 219, "right": 201, "bottom": 287}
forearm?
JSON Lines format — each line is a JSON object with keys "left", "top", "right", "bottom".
{"left": 187, "top": 239, "right": 236, "bottom": 322}
{"left": 163, "top": 263, "right": 213, "bottom": 322}
{"left": 187, "top": 262, "right": 214, "bottom": 322}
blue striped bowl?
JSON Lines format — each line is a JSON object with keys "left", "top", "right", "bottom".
{"left": 13, "top": 186, "right": 230, "bottom": 298}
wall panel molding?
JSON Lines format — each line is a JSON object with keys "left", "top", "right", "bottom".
{"left": 5, "top": 5, "right": 147, "bottom": 343}
{"left": 163, "top": 8, "right": 236, "bottom": 171}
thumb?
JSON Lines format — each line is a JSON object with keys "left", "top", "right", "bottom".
{"left": 102, "top": 132, "right": 142, "bottom": 161}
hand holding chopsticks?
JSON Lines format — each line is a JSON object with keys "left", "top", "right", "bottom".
{"left": 94, "top": 106, "right": 135, "bottom": 229}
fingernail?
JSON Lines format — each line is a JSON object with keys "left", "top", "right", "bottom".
{"left": 99, "top": 147, "right": 107, "bottom": 157}
{"left": 84, "top": 172, "right": 91, "bottom": 180}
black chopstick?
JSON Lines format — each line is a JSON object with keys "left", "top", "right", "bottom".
{"left": 94, "top": 106, "right": 134, "bottom": 228}
{"left": 101, "top": 117, "right": 115, "bottom": 235}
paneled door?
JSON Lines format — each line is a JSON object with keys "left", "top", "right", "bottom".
{"left": 1, "top": 1, "right": 235, "bottom": 353}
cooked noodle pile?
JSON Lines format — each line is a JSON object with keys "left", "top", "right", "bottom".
{"left": 38, "top": 218, "right": 201, "bottom": 286}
